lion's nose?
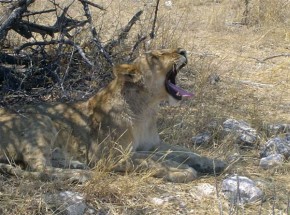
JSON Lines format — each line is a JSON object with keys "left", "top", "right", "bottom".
{"left": 177, "top": 48, "right": 187, "bottom": 57}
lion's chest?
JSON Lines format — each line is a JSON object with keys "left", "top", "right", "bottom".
{"left": 131, "top": 117, "right": 160, "bottom": 152}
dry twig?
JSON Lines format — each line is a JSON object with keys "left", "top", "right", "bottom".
{"left": 78, "top": 0, "right": 105, "bottom": 11}
{"left": 15, "top": 39, "right": 94, "bottom": 66}
{"left": 262, "top": 53, "right": 290, "bottom": 61}
{"left": 0, "top": 0, "right": 13, "bottom": 3}
{"left": 22, "top": 8, "right": 56, "bottom": 17}
{"left": 128, "top": 34, "right": 147, "bottom": 62}
{"left": 105, "top": 10, "right": 143, "bottom": 52}
{"left": 79, "top": 0, "right": 113, "bottom": 66}
{"left": 149, "top": 0, "right": 160, "bottom": 39}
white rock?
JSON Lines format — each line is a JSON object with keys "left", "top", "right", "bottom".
{"left": 44, "top": 191, "right": 87, "bottom": 215}
{"left": 151, "top": 195, "right": 178, "bottom": 205}
{"left": 195, "top": 183, "right": 216, "bottom": 196}
{"left": 165, "top": 1, "right": 173, "bottom": 8}
{"left": 226, "top": 152, "right": 241, "bottom": 163}
{"left": 189, "top": 183, "right": 216, "bottom": 200}
{"left": 267, "top": 124, "right": 290, "bottom": 135}
{"left": 259, "top": 154, "right": 284, "bottom": 169}
{"left": 192, "top": 132, "right": 211, "bottom": 145}
{"left": 260, "top": 136, "right": 290, "bottom": 158}
{"left": 222, "top": 175, "right": 263, "bottom": 204}
{"left": 223, "top": 119, "right": 258, "bottom": 145}
{"left": 151, "top": 197, "right": 165, "bottom": 205}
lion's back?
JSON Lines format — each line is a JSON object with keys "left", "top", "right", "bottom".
{"left": 0, "top": 110, "right": 58, "bottom": 162}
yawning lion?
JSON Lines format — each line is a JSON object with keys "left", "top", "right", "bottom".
{"left": 0, "top": 48, "right": 226, "bottom": 182}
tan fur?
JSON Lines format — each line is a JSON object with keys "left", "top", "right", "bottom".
{"left": 0, "top": 48, "right": 226, "bottom": 183}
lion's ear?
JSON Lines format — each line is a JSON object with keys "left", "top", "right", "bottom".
{"left": 113, "top": 64, "right": 140, "bottom": 82}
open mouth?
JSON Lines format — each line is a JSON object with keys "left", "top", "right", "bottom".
{"left": 165, "top": 63, "right": 194, "bottom": 100}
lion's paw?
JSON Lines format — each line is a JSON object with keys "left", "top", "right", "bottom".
{"left": 67, "top": 171, "right": 92, "bottom": 184}
{"left": 165, "top": 167, "right": 197, "bottom": 183}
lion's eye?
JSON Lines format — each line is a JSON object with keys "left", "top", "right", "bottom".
{"left": 178, "top": 50, "right": 187, "bottom": 57}
{"left": 125, "top": 73, "right": 135, "bottom": 79}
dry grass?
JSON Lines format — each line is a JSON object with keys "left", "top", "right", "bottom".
{"left": 1, "top": 0, "right": 290, "bottom": 214}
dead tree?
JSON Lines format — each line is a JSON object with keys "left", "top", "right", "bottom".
{"left": 0, "top": 0, "right": 161, "bottom": 104}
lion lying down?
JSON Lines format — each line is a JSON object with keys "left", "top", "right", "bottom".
{"left": 0, "top": 48, "right": 226, "bottom": 183}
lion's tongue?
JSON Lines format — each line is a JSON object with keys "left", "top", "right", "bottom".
{"left": 168, "top": 82, "right": 194, "bottom": 98}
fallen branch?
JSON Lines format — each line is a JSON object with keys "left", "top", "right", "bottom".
{"left": 0, "top": 0, "right": 35, "bottom": 40}
{"left": 0, "top": 65, "right": 22, "bottom": 90}
{"left": 12, "top": 15, "right": 87, "bottom": 39}
{"left": 15, "top": 39, "right": 94, "bottom": 67}
{"left": 0, "top": 53, "right": 30, "bottom": 65}
{"left": 13, "top": 20, "right": 54, "bottom": 38}
{"left": 1, "top": 2, "right": 87, "bottom": 40}
{"left": 0, "top": 0, "right": 13, "bottom": 3}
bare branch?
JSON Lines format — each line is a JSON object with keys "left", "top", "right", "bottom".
{"left": 0, "top": 65, "right": 22, "bottom": 90}
{"left": 10, "top": 12, "right": 87, "bottom": 39}
{"left": 79, "top": 0, "right": 113, "bottom": 66}
{"left": 52, "top": 6, "right": 88, "bottom": 38}
{"left": 22, "top": 8, "right": 56, "bottom": 17}
{"left": 128, "top": 34, "right": 147, "bottom": 62}
{"left": 0, "top": 52, "right": 30, "bottom": 65}
{"left": 131, "top": 35, "right": 147, "bottom": 54}
{"left": 15, "top": 39, "right": 94, "bottom": 67}
{"left": 1, "top": 1, "right": 86, "bottom": 40}
{"left": 241, "top": 0, "right": 250, "bottom": 25}
{"left": 78, "top": 0, "right": 105, "bottom": 11}
{"left": 0, "top": 0, "right": 35, "bottom": 40}
{"left": 13, "top": 20, "right": 54, "bottom": 38}
{"left": 0, "top": 0, "right": 13, "bottom": 3}
{"left": 105, "top": 10, "right": 143, "bottom": 51}
{"left": 149, "top": 0, "right": 160, "bottom": 39}
{"left": 263, "top": 54, "right": 290, "bottom": 61}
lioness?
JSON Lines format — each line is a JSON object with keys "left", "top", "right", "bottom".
{"left": 0, "top": 48, "right": 226, "bottom": 183}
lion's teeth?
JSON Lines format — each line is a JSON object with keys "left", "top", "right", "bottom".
{"left": 176, "top": 92, "right": 180, "bottom": 96}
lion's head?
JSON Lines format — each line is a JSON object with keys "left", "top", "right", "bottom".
{"left": 113, "top": 48, "right": 194, "bottom": 104}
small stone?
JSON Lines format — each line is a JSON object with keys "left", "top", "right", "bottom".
{"left": 260, "top": 137, "right": 290, "bottom": 158}
{"left": 44, "top": 191, "right": 87, "bottom": 215}
{"left": 195, "top": 183, "right": 216, "bottom": 196}
{"left": 223, "top": 119, "right": 258, "bottom": 145}
{"left": 192, "top": 132, "right": 211, "bottom": 145}
{"left": 259, "top": 154, "right": 284, "bottom": 169}
{"left": 226, "top": 152, "right": 241, "bottom": 163}
{"left": 266, "top": 124, "right": 290, "bottom": 135}
{"left": 151, "top": 195, "right": 178, "bottom": 206}
{"left": 189, "top": 183, "right": 216, "bottom": 200}
{"left": 165, "top": 1, "right": 172, "bottom": 7}
{"left": 222, "top": 175, "right": 263, "bottom": 204}
{"left": 208, "top": 73, "right": 220, "bottom": 85}
{"left": 151, "top": 197, "right": 165, "bottom": 205}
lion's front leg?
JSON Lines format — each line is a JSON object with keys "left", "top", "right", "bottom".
{"left": 51, "top": 147, "right": 88, "bottom": 170}
{"left": 155, "top": 142, "right": 227, "bottom": 175}
{"left": 114, "top": 152, "right": 197, "bottom": 183}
